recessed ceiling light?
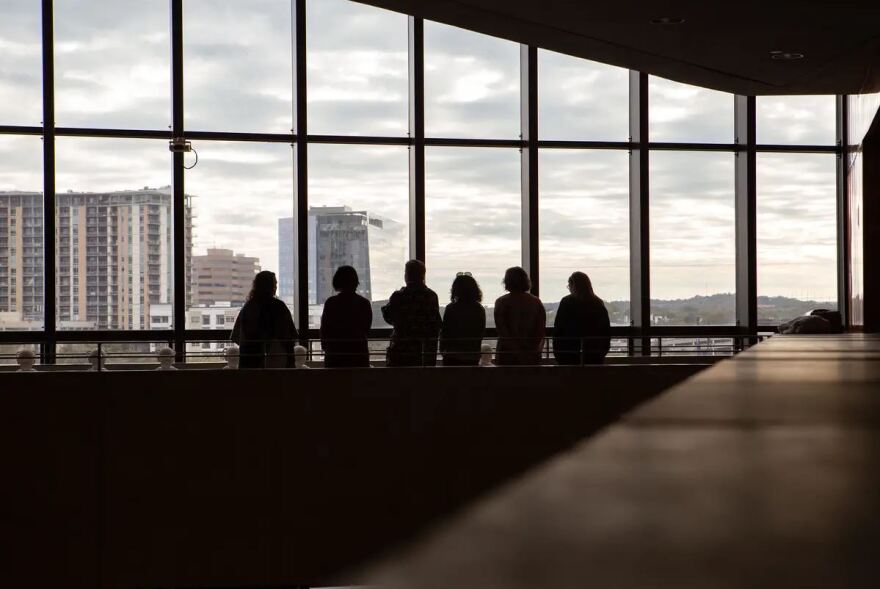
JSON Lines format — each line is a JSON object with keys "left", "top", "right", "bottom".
{"left": 770, "top": 51, "right": 805, "bottom": 60}
{"left": 650, "top": 16, "right": 686, "bottom": 25}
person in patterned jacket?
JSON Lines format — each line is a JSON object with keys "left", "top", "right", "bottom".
{"left": 381, "top": 259, "right": 442, "bottom": 367}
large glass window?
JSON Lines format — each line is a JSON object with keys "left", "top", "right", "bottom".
{"left": 55, "top": 0, "right": 170, "bottom": 129}
{"left": 185, "top": 141, "right": 293, "bottom": 327}
{"left": 0, "top": 0, "right": 42, "bottom": 126}
{"left": 184, "top": 0, "right": 292, "bottom": 133}
{"left": 649, "top": 76, "right": 733, "bottom": 143}
{"left": 0, "top": 136, "right": 43, "bottom": 331}
{"left": 538, "top": 50, "right": 629, "bottom": 141}
{"left": 757, "top": 153, "right": 837, "bottom": 324}
{"left": 307, "top": 0, "right": 408, "bottom": 136}
{"left": 757, "top": 96, "right": 837, "bottom": 146}
{"left": 426, "top": 147, "right": 521, "bottom": 317}
{"left": 308, "top": 144, "right": 409, "bottom": 328}
{"left": 55, "top": 138, "right": 172, "bottom": 330}
{"left": 424, "top": 22, "right": 520, "bottom": 139}
{"left": 539, "top": 150, "right": 630, "bottom": 325}
{"left": 650, "top": 152, "right": 736, "bottom": 325}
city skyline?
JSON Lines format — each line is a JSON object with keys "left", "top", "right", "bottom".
{"left": 2, "top": 185, "right": 835, "bottom": 333}
{"left": 0, "top": 0, "right": 841, "bottom": 332}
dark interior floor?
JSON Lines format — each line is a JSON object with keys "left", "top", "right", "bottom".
{"left": 360, "top": 334, "right": 880, "bottom": 589}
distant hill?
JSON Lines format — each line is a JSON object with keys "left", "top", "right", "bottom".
{"left": 369, "top": 293, "right": 834, "bottom": 329}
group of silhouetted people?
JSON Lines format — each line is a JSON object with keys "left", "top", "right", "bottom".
{"left": 230, "top": 260, "right": 611, "bottom": 369}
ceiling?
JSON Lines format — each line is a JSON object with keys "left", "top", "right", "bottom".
{"left": 354, "top": 0, "right": 880, "bottom": 95}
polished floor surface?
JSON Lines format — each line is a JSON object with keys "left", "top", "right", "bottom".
{"left": 363, "top": 334, "right": 880, "bottom": 589}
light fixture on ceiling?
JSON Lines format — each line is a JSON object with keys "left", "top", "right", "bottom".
{"left": 770, "top": 50, "right": 805, "bottom": 61}
{"left": 650, "top": 16, "right": 685, "bottom": 25}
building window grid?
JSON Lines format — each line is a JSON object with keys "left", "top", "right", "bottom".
{"left": 0, "top": 0, "right": 844, "bottom": 359}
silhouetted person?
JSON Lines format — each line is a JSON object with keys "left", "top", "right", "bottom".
{"left": 381, "top": 260, "right": 441, "bottom": 366}
{"left": 231, "top": 270, "right": 297, "bottom": 368}
{"left": 320, "top": 265, "right": 373, "bottom": 368}
{"left": 494, "top": 267, "right": 546, "bottom": 366}
{"left": 440, "top": 273, "right": 486, "bottom": 366}
{"left": 553, "top": 271, "right": 612, "bottom": 365}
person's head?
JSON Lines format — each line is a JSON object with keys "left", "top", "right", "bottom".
{"left": 479, "top": 343, "right": 494, "bottom": 365}
{"left": 567, "top": 271, "right": 595, "bottom": 299}
{"left": 332, "top": 265, "right": 359, "bottom": 293}
{"left": 404, "top": 259, "right": 426, "bottom": 287}
{"left": 225, "top": 344, "right": 240, "bottom": 369}
{"left": 249, "top": 270, "right": 277, "bottom": 301}
{"left": 16, "top": 349, "right": 36, "bottom": 371}
{"left": 450, "top": 272, "right": 482, "bottom": 304}
{"left": 157, "top": 347, "right": 175, "bottom": 368}
{"left": 293, "top": 345, "right": 308, "bottom": 368}
{"left": 503, "top": 266, "right": 531, "bottom": 293}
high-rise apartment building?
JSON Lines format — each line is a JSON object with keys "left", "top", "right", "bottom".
{"left": 278, "top": 206, "right": 406, "bottom": 307}
{"left": 0, "top": 187, "right": 192, "bottom": 331}
{"left": 0, "top": 192, "right": 44, "bottom": 329}
{"left": 278, "top": 217, "right": 294, "bottom": 307}
{"left": 192, "top": 247, "right": 260, "bottom": 306}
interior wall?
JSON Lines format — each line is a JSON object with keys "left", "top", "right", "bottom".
{"left": 846, "top": 93, "right": 880, "bottom": 329}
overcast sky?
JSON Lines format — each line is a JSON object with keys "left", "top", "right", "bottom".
{"left": 0, "top": 0, "right": 840, "bottom": 315}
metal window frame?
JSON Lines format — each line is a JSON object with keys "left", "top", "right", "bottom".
{"left": 734, "top": 95, "right": 757, "bottom": 337}
{"left": 0, "top": 0, "right": 849, "bottom": 354}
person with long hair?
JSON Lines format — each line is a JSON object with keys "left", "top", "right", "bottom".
{"left": 230, "top": 270, "right": 297, "bottom": 368}
{"left": 439, "top": 272, "right": 486, "bottom": 366}
{"left": 494, "top": 267, "right": 546, "bottom": 366}
{"left": 320, "top": 265, "right": 373, "bottom": 368}
{"left": 552, "top": 271, "right": 611, "bottom": 365}
{"left": 381, "top": 259, "right": 442, "bottom": 366}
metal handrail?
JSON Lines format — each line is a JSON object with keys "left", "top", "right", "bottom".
{"left": 1, "top": 333, "right": 766, "bottom": 370}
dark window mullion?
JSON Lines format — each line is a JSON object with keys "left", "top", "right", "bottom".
{"left": 408, "top": 16, "right": 426, "bottom": 262}
{"left": 837, "top": 94, "right": 849, "bottom": 326}
{"left": 293, "top": 0, "right": 309, "bottom": 339}
{"left": 41, "top": 0, "right": 56, "bottom": 362}
{"left": 171, "top": 0, "right": 186, "bottom": 361}
{"left": 734, "top": 95, "right": 757, "bottom": 338}
{"left": 520, "top": 44, "right": 539, "bottom": 295}
{"left": 629, "top": 71, "right": 650, "bottom": 353}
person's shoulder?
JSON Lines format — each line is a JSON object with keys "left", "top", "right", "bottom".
{"left": 589, "top": 295, "right": 608, "bottom": 310}
{"left": 270, "top": 297, "right": 292, "bottom": 313}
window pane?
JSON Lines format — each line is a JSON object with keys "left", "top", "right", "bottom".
{"left": 650, "top": 152, "right": 735, "bottom": 325}
{"left": 55, "top": 138, "right": 175, "bottom": 330}
{"left": 425, "top": 22, "right": 520, "bottom": 139}
{"left": 308, "top": 144, "right": 409, "bottom": 328}
{"left": 539, "top": 150, "right": 629, "bottom": 326}
{"left": 649, "top": 76, "right": 733, "bottom": 143}
{"left": 186, "top": 141, "right": 293, "bottom": 329}
{"left": 55, "top": 0, "right": 169, "bottom": 128}
{"left": 426, "top": 147, "right": 521, "bottom": 317}
{"left": 184, "top": 0, "right": 292, "bottom": 133}
{"left": 0, "top": 0, "right": 41, "bottom": 126}
{"left": 538, "top": 50, "right": 629, "bottom": 141}
{"left": 757, "top": 153, "right": 837, "bottom": 323}
{"left": 0, "top": 136, "right": 43, "bottom": 331}
{"left": 757, "top": 95, "right": 836, "bottom": 146}
{"left": 307, "top": 0, "right": 408, "bottom": 136}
